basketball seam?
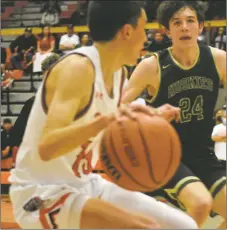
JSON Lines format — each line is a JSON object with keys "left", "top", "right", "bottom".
{"left": 109, "top": 126, "right": 155, "bottom": 190}
{"left": 167, "top": 125, "right": 180, "bottom": 180}
{"left": 136, "top": 120, "right": 160, "bottom": 184}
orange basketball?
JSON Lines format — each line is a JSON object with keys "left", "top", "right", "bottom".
{"left": 99, "top": 112, "right": 181, "bottom": 192}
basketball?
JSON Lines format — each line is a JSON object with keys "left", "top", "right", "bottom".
{"left": 99, "top": 112, "right": 181, "bottom": 192}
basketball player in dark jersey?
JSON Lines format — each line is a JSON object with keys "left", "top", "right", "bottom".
{"left": 122, "top": 1, "right": 226, "bottom": 228}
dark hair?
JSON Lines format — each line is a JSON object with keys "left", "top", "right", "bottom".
{"left": 87, "top": 1, "right": 145, "bottom": 42}
{"left": 39, "top": 25, "right": 51, "bottom": 39}
{"left": 3, "top": 118, "right": 12, "bottom": 124}
{"left": 41, "top": 53, "right": 60, "bottom": 73}
{"left": 67, "top": 24, "right": 74, "bottom": 29}
{"left": 157, "top": 1, "right": 209, "bottom": 29}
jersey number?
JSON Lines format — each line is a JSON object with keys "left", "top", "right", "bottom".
{"left": 72, "top": 141, "right": 93, "bottom": 177}
{"left": 179, "top": 95, "right": 204, "bottom": 123}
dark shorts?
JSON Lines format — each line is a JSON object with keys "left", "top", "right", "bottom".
{"left": 146, "top": 147, "right": 226, "bottom": 212}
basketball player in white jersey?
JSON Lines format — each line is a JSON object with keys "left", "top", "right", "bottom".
{"left": 9, "top": 1, "right": 198, "bottom": 229}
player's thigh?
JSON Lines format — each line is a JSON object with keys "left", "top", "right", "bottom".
{"left": 186, "top": 152, "right": 226, "bottom": 199}
{"left": 100, "top": 179, "right": 197, "bottom": 229}
{"left": 162, "top": 162, "right": 202, "bottom": 207}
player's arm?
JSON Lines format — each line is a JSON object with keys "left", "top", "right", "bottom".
{"left": 211, "top": 125, "right": 226, "bottom": 142}
{"left": 121, "top": 57, "right": 180, "bottom": 122}
{"left": 211, "top": 47, "right": 226, "bottom": 88}
{"left": 121, "top": 56, "right": 159, "bottom": 104}
{"left": 38, "top": 56, "right": 115, "bottom": 161}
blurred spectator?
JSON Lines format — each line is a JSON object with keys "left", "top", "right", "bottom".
{"left": 76, "top": 34, "right": 91, "bottom": 48}
{"left": 214, "top": 27, "right": 226, "bottom": 50}
{"left": 1, "top": 46, "right": 7, "bottom": 75}
{"left": 1, "top": 118, "right": 13, "bottom": 160}
{"left": 212, "top": 106, "right": 226, "bottom": 161}
{"left": 147, "top": 31, "right": 170, "bottom": 52}
{"left": 1, "top": 33, "right": 6, "bottom": 74}
{"left": 9, "top": 27, "right": 37, "bottom": 70}
{"left": 70, "top": 9, "right": 81, "bottom": 26}
{"left": 41, "top": 0, "right": 61, "bottom": 26}
{"left": 146, "top": 29, "right": 155, "bottom": 42}
{"left": 70, "top": 0, "right": 89, "bottom": 25}
{"left": 198, "top": 28, "right": 210, "bottom": 45}
{"left": 59, "top": 24, "right": 79, "bottom": 55}
{"left": 11, "top": 54, "right": 60, "bottom": 164}
{"left": 1, "top": 72, "right": 14, "bottom": 89}
{"left": 33, "top": 26, "right": 55, "bottom": 73}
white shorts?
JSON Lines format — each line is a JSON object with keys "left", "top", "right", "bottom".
{"left": 10, "top": 174, "right": 197, "bottom": 229}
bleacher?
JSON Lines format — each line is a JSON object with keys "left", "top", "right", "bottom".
{"left": 1, "top": 1, "right": 79, "bottom": 28}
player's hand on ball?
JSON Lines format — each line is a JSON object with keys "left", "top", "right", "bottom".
{"left": 124, "top": 102, "right": 181, "bottom": 122}
{"left": 156, "top": 104, "right": 181, "bottom": 122}
{"left": 109, "top": 103, "right": 180, "bottom": 123}
{"left": 119, "top": 103, "right": 154, "bottom": 119}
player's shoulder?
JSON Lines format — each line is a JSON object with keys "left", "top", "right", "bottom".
{"left": 50, "top": 54, "right": 95, "bottom": 86}
{"left": 209, "top": 46, "right": 226, "bottom": 59}
{"left": 139, "top": 53, "right": 159, "bottom": 71}
{"left": 209, "top": 46, "right": 226, "bottom": 80}
{"left": 140, "top": 53, "right": 159, "bottom": 67}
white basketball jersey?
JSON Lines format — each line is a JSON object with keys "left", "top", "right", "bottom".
{"left": 9, "top": 46, "right": 125, "bottom": 185}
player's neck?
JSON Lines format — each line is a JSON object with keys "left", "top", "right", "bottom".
{"left": 94, "top": 42, "right": 123, "bottom": 81}
{"left": 170, "top": 44, "right": 199, "bottom": 67}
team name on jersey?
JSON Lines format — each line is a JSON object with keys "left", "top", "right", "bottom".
{"left": 168, "top": 76, "right": 214, "bottom": 99}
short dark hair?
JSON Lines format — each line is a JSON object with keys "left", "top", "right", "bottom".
{"left": 3, "top": 118, "right": 12, "bottom": 124}
{"left": 87, "top": 1, "right": 145, "bottom": 42}
{"left": 157, "top": 1, "right": 209, "bottom": 29}
{"left": 67, "top": 24, "right": 74, "bottom": 29}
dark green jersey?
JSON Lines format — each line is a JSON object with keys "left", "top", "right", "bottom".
{"left": 144, "top": 45, "right": 220, "bottom": 149}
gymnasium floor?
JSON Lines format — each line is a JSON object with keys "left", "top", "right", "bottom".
{"left": 1, "top": 194, "right": 224, "bottom": 229}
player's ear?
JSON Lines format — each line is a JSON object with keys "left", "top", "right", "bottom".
{"left": 164, "top": 28, "right": 171, "bottom": 39}
{"left": 120, "top": 24, "right": 134, "bottom": 40}
{"left": 198, "top": 22, "right": 204, "bottom": 34}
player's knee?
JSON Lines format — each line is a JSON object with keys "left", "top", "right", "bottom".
{"left": 190, "top": 194, "right": 213, "bottom": 216}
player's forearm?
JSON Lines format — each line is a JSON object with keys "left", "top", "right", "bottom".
{"left": 212, "top": 135, "right": 226, "bottom": 142}
{"left": 38, "top": 115, "right": 113, "bottom": 161}
{"left": 121, "top": 87, "right": 144, "bottom": 104}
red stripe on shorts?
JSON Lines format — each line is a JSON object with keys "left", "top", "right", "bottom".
{"left": 39, "top": 193, "right": 71, "bottom": 229}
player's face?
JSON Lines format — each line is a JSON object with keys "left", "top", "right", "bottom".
{"left": 122, "top": 9, "right": 148, "bottom": 65}
{"left": 167, "top": 7, "right": 203, "bottom": 48}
